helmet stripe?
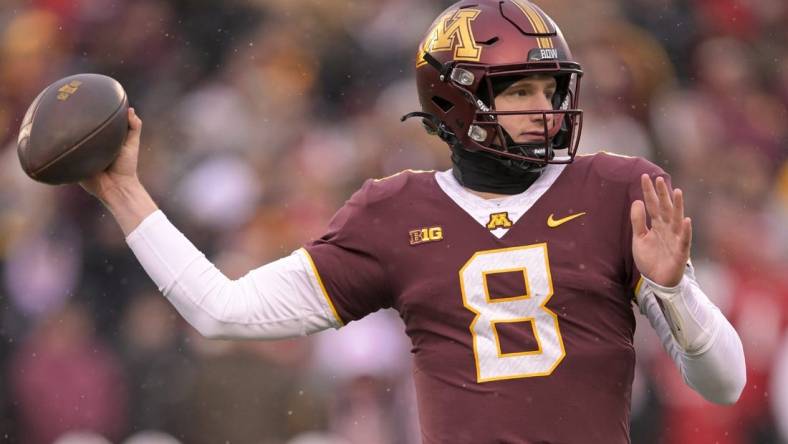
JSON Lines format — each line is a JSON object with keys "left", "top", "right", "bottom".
{"left": 510, "top": 0, "right": 554, "bottom": 49}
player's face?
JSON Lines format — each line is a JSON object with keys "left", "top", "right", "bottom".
{"left": 493, "top": 75, "right": 557, "bottom": 144}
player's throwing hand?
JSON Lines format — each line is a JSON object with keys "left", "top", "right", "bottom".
{"left": 79, "top": 108, "right": 157, "bottom": 236}
{"left": 630, "top": 174, "right": 692, "bottom": 287}
{"left": 80, "top": 108, "right": 143, "bottom": 202}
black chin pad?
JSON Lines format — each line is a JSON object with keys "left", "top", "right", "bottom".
{"left": 450, "top": 145, "right": 542, "bottom": 194}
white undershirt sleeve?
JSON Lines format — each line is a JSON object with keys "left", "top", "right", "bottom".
{"left": 125, "top": 210, "right": 341, "bottom": 340}
{"left": 636, "top": 264, "right": 746, "bottom": 405}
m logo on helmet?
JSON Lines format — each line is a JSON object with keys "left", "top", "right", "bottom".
{"left": 416, "top": 9, "right": 482, "bottom": 67}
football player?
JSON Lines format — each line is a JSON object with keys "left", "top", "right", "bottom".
{"left": 80, "top": 0, "right": 746, "bottom": 442}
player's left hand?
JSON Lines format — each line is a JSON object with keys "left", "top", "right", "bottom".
{"left": 630, "top": 174, "right": 692, "bottom": 288}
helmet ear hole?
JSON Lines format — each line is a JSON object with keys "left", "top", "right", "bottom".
{"left": 477, "top": 36, "right": 499, "bottom": 46}
{"left": 432, "top": 96, "right": 455, "bottom": 113}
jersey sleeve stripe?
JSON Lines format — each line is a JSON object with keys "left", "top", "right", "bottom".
{"left": 299, "top": 247, "right": 345, "bottom": 326}
{"left": 632, "top": 274, "right": 645, "bottom": 304}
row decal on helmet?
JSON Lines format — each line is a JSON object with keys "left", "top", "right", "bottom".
{"left": 416, "top": 9, "right": 482, "bottom": 67}
{"left": 511, "top": 0, "right": 553, "bottom": 49}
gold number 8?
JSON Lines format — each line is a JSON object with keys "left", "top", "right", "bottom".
{"left": 459, "top": 244, "right": 565, "bottom": 382}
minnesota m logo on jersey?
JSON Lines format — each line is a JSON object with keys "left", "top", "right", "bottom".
{"left": 416, "top": 9, "right": 482, "bottom": 67}
{"left": 487, "top": 212, "right": 513, "bottom": 230}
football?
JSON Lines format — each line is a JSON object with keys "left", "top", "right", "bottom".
{"left": 17, "top": 73, "right": 129, "bottom": 185}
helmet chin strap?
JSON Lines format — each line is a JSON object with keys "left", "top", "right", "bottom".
{"left": 489, "top": 127, "right": 555, "bottom": 173}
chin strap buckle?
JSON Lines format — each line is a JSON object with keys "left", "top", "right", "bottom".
{"left": 422, "top": 52, "right": 452, "bottom": 81}
{"left": 422, "top": 52, "right": 477, "bottom": 87}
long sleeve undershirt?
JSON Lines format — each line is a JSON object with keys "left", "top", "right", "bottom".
{"left": 635, "top": 267, "right": 746, "bottom": 404}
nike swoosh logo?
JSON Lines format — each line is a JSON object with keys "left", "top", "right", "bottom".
{"left": 547, "top": 212, "right": 586, "bottom": 228}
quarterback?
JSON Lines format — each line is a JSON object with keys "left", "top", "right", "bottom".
{"left": 80, "top": 1, "right": 745, "bottom": 442}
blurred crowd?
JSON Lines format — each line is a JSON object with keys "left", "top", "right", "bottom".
{"left": 0, "top": 0, "right": 786, "bottom": 443}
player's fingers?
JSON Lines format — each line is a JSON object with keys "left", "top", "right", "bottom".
{"left": 129, "top": 107, "right": 142, "bottom": 130}
{"left": 124, "top": 108, "right": 142, "bottom": 149}
{"left": 641, "top": 174, "right": 660, "bottom": 219}
{"left": 680, "top": 217, "right": 692, "bottom": 254}
{"left": 672, "top": 188, "right": 685, "bottom": 232}
{"left": 630, "top": 200, "right": 648, "bottom": 238}
{"left": 655, "top": 176, "right": 673, "bottom": 218}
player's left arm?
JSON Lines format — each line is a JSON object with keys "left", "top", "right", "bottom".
{"left": 631, "top": 174, "right": 746, "bottom": 405}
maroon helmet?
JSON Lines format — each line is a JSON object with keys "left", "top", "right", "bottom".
{"left": 407, "top": 0, "right": 583, "bottom": 169}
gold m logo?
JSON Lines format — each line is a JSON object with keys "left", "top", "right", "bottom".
{"left": 57, "top": 80, "right": 83, "bottom": 101}
{"left": 416, "top": 9, "right": 482, "bottom": 67}
{"left": 487, "top": 212, "right": 513, "bottom": 230}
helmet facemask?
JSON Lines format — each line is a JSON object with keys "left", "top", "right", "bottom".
{"left": 449, "top": 61, "right": 584, "bottom": 172}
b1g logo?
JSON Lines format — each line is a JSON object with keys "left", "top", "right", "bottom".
{"left": 409, "top": 226, "right": 443, "bottom": 245}
{"left": 416, "top": 9, "right": 482, "bottom": 67}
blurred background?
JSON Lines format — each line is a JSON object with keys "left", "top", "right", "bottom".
{"left": 0, "top": 0, "right": 786, "bottom": 442}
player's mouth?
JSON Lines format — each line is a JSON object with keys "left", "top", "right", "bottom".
{"left": 514, "top": 131, "right": 548, "bottom": 142}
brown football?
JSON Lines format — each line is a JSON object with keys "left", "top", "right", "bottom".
{"left": 17, "top": 73, "right": 129, "bottom": 185}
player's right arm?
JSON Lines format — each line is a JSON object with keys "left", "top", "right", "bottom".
{"left": 82, "top": 109, "right": 385, "bottom": 339}
{"left": 80, "top": 108, "right": 344, "bottom": 339}
{"left": 125, "top": 211, "right": 341, "bottom": 338}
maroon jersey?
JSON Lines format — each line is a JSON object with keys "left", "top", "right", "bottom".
{"left": 305, "top": 153, "right": 668, "bottom": 443}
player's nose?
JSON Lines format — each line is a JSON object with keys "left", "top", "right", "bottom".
{"left": 527, "top": 107, "right": 553, "bottom": 128}
{"left": 531, "top": 94, "right": 553, "bottom": 114}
